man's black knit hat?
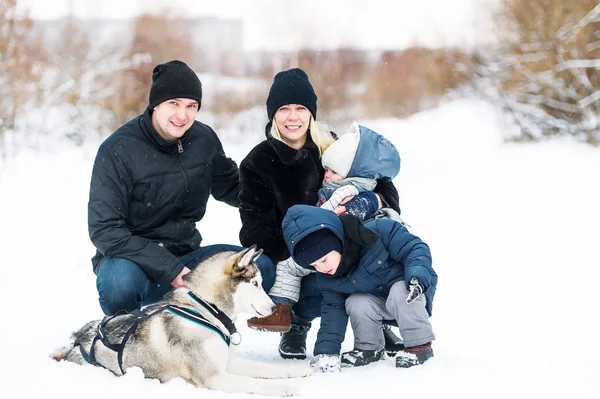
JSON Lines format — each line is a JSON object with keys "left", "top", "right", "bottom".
{"left": 266, "top": 68, "right": 317, "bottom": 121}
{"left": 148, "top": 60, "right": 202, "bottom": 109}
{"left": 294, "top": 229, "right": 342, "bottom": 268}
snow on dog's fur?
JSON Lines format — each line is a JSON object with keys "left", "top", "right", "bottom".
{"left": 51, "top": 246, "right": 310, "bottom": 397}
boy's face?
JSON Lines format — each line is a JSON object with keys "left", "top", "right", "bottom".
{"left": 324, "top": 167, "right": 344, "bottom": 182}
{"left": 310, "top": 250, "right": 342, "bottom": 275}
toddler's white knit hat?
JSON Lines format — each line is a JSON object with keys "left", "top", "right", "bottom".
{"left": 321, "top": 122, "right": 361, "bottom": 178}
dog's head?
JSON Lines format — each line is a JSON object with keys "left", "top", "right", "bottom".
{"left": 182, "top": 246, "right": 275, "bottom": 318}
{"left": 224, "top": 246, "right": 276, "bottom": 318}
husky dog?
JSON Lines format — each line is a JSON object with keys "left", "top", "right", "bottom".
{"left": 51, "top": 246, "right": 310, "bottom": 397}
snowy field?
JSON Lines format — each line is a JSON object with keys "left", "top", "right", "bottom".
{"left": 0, "top": 99, "right": 598, "bottom": 398}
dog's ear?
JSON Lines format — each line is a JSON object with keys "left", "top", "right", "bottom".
{"left": 225, "top": 246, "right": 260, "bottom": 281}
{"left": 225, "top": 245, "right": 263, "bottom": 276}
{"left": 251, "top": 247, "right": 263, "bottom": 264}
{"left": 239, "top": 245, "right": 262, "bottom": 268}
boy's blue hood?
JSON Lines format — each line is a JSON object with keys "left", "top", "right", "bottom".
{"left": 282, "top": 205, "right": 345, "bottom": 262}
{"left": 348, "top": 123, "right": 400, "bottom": 180}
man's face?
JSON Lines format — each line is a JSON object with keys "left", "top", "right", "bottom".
{"left": 151, "top": 98, "right": 199, "bottom": 141}
{"left": 310, "top": 250, "right": 342, "bottom": 275}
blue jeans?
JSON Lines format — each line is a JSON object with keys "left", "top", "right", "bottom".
{"left": 96, "top": 244, "right": 275, "bottom": 316}
{"left": 292, "top": 273, "right": 322, "bottom": 321}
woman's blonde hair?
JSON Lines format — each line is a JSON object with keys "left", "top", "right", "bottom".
{"left": 270, "top": 116, "right": 335, "bottom": 156}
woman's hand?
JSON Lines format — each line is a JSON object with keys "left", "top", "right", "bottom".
{"left": 334, "top": 191, "right": 381, "bottom": 218}
{"left": 333, "top": 195, "right": 354, "bottom": 215}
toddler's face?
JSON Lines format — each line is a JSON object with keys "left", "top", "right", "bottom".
{"left": 324, "top": 167, "right": 344, "bottom": 182}
{"left": 310, "top": 250, "right": 342, "bottom": 275}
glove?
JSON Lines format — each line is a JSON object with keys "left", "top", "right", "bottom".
{"left": 406, "top": 277, "right": 424, "bottom": 305}
{"left": 344, "top": 191, "right": 380, "bottom": 220}
{"left": 319, "top": 185, "right": 360, "bottom": 211}
{"left": 309, "top": 354, "right": 341, "bottom": 373}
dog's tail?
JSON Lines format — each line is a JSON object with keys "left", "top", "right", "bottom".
{"left": 49, "top": 341, "right": 75, "bottom": 362}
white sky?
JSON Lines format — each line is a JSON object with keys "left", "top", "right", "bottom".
{"left": 17, "top": 0, "right": 498, "bottom": 51}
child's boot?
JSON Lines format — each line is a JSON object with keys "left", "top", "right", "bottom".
{"left": 395, "top": 342, "right": 434, "bottom": 368}
{"left": 247, "top": 303, "right": 292, "bottom": 332}
{"left": 341, "top": 348, "right": 385, "bottom": 367}
{"left": 382, "top": 325, "right": 405, "bottom": 356}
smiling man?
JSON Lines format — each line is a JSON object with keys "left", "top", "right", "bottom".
{"left": 88, "top": 60, "right": 275, "bottom": 316}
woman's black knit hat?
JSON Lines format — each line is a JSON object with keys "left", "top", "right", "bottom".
{"left": 148, "top": 60, "right": 202, "bottom": 109}
{"left": 266, "top": 68, "right": 317, "bottom": 121}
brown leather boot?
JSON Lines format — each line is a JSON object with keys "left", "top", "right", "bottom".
{"left": 247, "top": 303, "right": 292, "bottom": 332}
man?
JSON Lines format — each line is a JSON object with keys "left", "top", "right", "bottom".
{"left": 88, "top": 60, "right": 274, "bottom": 316}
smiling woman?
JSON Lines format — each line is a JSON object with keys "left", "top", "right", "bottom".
{"left": 238, "top": 67, "right": 403, "bottom": 360}
{"left": 272, "top": 104, "right": 312, "bottom": 149}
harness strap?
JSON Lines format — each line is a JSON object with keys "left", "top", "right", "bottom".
{"left": 167, "top": 305, "right": 230, "bottom": 346}
{"left": 115, "top": 309, "right": 158, "bottom": 374}
{"left": 77, "top": 290, "right": 239, "bottom": 375}
{"left": 79, "top": 308, "right": 167, "bottom": 375}
{"left": 78, "top": 334, "right": 104, "bottom": 369}
{"left": 187, "top": 291, "right": 240, "bottom": 343}
{"left": 77, "top": 310, "right": 129, "bottom": 372}
{"left": 97, "top": 311, "right": 128, "bottom": 352}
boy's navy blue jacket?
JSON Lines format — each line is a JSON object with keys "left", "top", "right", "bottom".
{"left": 283, "top": 204, "right": 437, "bottom": 356}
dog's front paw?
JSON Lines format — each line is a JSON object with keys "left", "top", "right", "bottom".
{"left": 265, "top": 384, "right": 298, "bottom": 397}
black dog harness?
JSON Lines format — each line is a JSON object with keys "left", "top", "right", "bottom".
{"left": 77, "top": 291, "right": 240, "bottom": 375}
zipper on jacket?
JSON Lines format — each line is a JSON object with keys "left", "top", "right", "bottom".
{"left": 174, "top": 154, "right": 191, "bottom": 206}
{"left": 177, "top": 140, "right": 183, "bottom": 153}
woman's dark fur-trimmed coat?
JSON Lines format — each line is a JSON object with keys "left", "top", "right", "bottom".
{"left": 239, "top": 131, "right": 400, "bottom": 263}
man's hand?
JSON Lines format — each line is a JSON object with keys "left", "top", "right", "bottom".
{"left": 309, "top": 354, "right": 341, "bottom": 373}
{"left": 171, "top": 266, "right": 191, "bottom": 288}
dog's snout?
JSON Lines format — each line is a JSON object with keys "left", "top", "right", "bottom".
{"left": 270, "top": 304, "right": 276, "bottom": 313}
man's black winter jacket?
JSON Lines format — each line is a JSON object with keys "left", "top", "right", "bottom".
{"left": 88, "top": 108, "right": 239, "bottom": 284}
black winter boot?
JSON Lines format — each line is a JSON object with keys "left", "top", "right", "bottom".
{"left": 341, "top": 348, "right": 385, "bottom": 367}
{"left": 383, "top": 325, "right": 405, "bottom": 356}
{"left": 278, "top": 314, "right": 311, "bottom": 360}
{"left": 395, "top": 342, "right": 434, "bottom": 368}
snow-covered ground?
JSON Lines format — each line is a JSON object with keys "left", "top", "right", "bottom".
{"left": 0, "top": 99, "right": 598, "bottom": 398}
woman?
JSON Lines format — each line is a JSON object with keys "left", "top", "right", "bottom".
{"left": 239, "top": 68, "right": 402, "bottom": 360}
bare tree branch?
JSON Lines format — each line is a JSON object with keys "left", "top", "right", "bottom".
{"left": 558, "top": 3, "right": 600, "bottom": 41}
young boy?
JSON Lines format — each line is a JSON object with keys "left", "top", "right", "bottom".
{"left": 247, "top": 123, "right": 402, "bottom": 334}
{"left": 282, "top": 204, "right": 437, "bottom": 370}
